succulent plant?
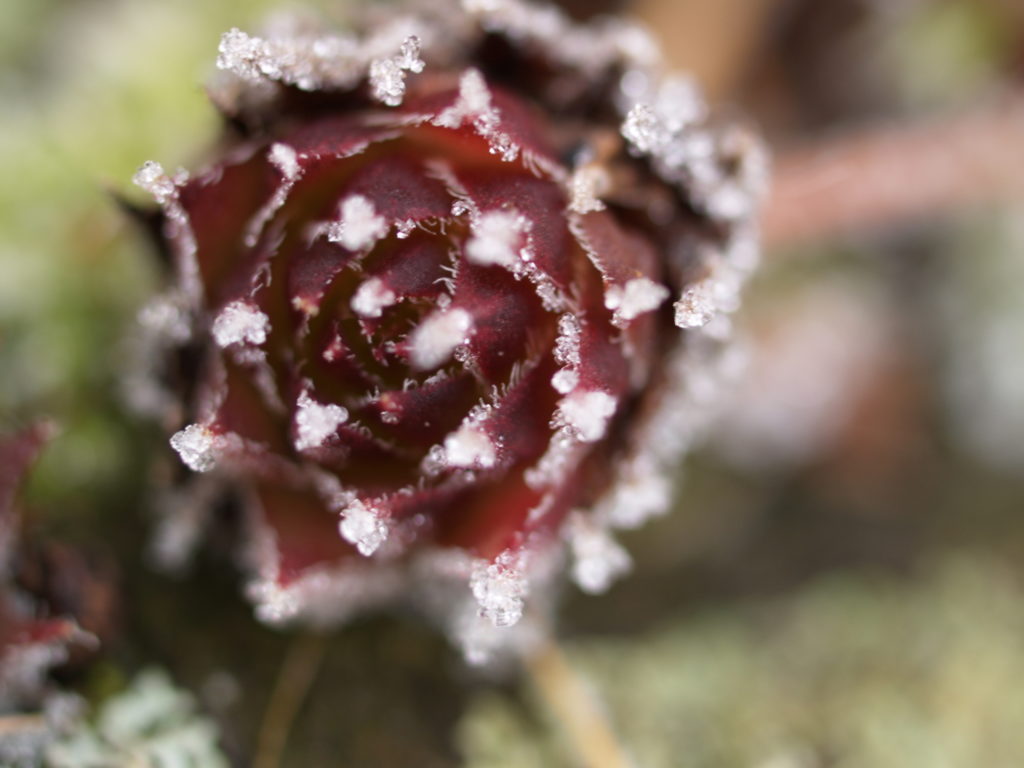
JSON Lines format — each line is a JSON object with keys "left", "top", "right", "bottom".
{"left": 130, "top": 0, "right": 766, "bottom": 661}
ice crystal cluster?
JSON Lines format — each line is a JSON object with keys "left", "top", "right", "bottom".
{"left": 130, "top": 0, "right": 766, "bottom": 662}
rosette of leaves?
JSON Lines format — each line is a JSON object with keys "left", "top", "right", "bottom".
{"left": 130, "top": 0, "right": 766, "bottom": 661}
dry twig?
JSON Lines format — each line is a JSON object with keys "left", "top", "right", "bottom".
{"left": 762, "top": 92, "right": 1024, "bottom": 249}
{"left": 526, "top": 635, "right": 634, "bottom": 768}
{"left": 253, "top": 632, "right": 329, "bottom": 768}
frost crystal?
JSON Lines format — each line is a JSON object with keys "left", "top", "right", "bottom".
{"left": 398, "top": 36, "right": 425, "bottom": 73}
{"left": 409, "top": 308, "right": 473, "bottom": 369}
{"left": 568, "top": 165, "right": 609, "bottom": 214}
{"left": 470, "top": 555, "right": 526, "bottom": 627}
{"left": 268, "top": 143, "right": 301, "bottom": 180}
{"left": 598, "top": 464, "right": 672, "bottom": 529}
{"left": 338, "top": 500, "right": 389, "bottom": 556}
{"left": 444, "top": 423, "right": 497, "bottom": 468}
{"left": 674, "top": 280, "right": 718, "bottom": 329}
{"left": 369, "top": 36, "right": 424, "bottom": 107}
{"left": 433, "top": 69, "right": 519, "bottom": 162}
{"left": 211, "top": 300, "right": 269, "bottom": 347}
{"left": 138, "top": 293, "right": 191, "bottom": 343}
{"left": 653, "top": 75, "right": 705, "bottom": 131}
{"left": 216, "top": 28, "right": 271, "bottom": 81}
{"left": 132, "top": 161, "right": 177, "bottom": 205}
{"left": 551, "top": 368, "right": 579, "bottom": 395}
{"left": 621, "top": 104, "right": 666, "bottom": 154}
{"left": 558, "top": 390, "right": 617, "bottom": 442}
{"left": 604, "top": 277, "right": 670, "bottom": 324}
{"left": 465, "top": 210, "right": 527, "bottom": 268}
{"left": 369, "top": 59, "right": 405, "bottom": 107}
{"left": 294, "top": 391, "right": 348, "bottom": 451}
{"left": 327, "top": 195, "right": 388, "bottom": 251}
{"left": 553, "top": 314, "right": 582, "bottom": 367}
{"left": 170, "top": 424, "right": 218, "bottom": 473}
{"left": 351, "top": 277, "right": 397, "bottom": 318}
{"left": 434, "top": 69, "right": 493, "bottom": 128}
{"left": 567, "top": 515, "right": 632, "bottom": 594}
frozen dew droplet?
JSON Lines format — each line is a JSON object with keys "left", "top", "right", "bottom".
{"left": 294, "top": 390, "right": 349, "bottom": 451}
{"left": 338, "top": 499, "right": 389, "bottom": 556}
{"left": 604, "top": 277, "right": 670, "bottom": 324}
{"left": 568, "top": 515, "right": 632, "bottom": 594}
{"left": 133, "top": 161, "right": 177, "bottom": 205}
{"left": 170, "top": 424, "right": 219, "bottom": 473}
{"left": 465, "top": 210, "right": 526, "bottom": 268}
{"left": 351, "top": 277, "right": 397, "bottom": 318}
{"left": 409, "top": 308, "right": 473, "bottom": 370}
{"left": 212, "top": 300, "right": 270, "bottom": 348}
{"left": 268, "top": 143, "right": 301, "bottom": 180}
{"left": 559, "top": 390, "right": 617, "bottom": 442}
{"left": 328, "top": 194, "right": 388, "bottom": 251}
{"left": 470, "top": 555, "right": 526, "bottom": 628}
{"left": 674, "top": 280, "right": 718, "bottom": 329}
{"left": 444, "top": 423, "right": 497, "bottom": 469}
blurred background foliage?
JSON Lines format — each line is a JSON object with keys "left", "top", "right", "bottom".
{"left": 2, "top": 0, "right": 1024, "bottom": 765}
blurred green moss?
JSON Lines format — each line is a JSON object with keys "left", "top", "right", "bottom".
{"left": 461, "top": 555, "right": 1024, "bottom": 767}
{"left": 0, "top": 0, "right": 341, "bottom": 506}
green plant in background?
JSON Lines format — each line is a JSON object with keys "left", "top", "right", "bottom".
{"left": 461, "top": 557, "right": 1024, "bottom": 767}
{"left": 46, "top": 669, "right": 229, "bottom": 768}
{"left": 0, "top": 0, "right": 336, "bottom": 508}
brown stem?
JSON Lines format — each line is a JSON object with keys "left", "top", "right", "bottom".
{"left": 526, "top": 635, "right": 634, "bottom": 768}
{"left": 0, "top": 714, "right": 47, "bottom": 735}
{"left": 253, "top": 632, "right": 328, "bottom": 768}
{"left": 762, "top": 92, "right": 1024, "bottom": 250}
